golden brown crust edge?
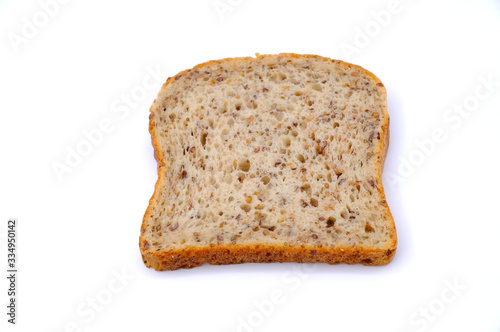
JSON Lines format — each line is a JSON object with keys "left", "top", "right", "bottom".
{"left": 140, "top": 53, "right": 397, "bottom": 271}
{"left": 141, "top": 244, "right": 396, "bottom": 271}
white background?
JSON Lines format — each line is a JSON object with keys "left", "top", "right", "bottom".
{"left": 1, "top": 0, "right": 500, "bottom": 331}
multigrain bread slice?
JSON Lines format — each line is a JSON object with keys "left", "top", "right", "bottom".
{"left": 140, "top": 53, "right": 396, "bottom": 271}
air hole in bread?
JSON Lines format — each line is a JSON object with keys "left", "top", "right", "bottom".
{"left": 283, "top": 137, "right": 291, "bottom": 147}
{"left": 274, "top": 111, "right": 285, "bottom": 121}
{"left": 239, "top": 159, "right": 251, "bottom": 172}
{"left": 327, "top": 173, "right": 332, "bottom": 182}
{"left": 365, "top": 223, "right": 375, "bottom": 233}
{"left": 240, "top": 204, "right": 251, "bottom": 212}
{"left": 200, "top": 133, "right": 208, "bottom": 147}
{"left": 300, "top": 183, "right": 311, "bottom": 193}
{"left": 312, "top": 83, "right": 322, "bottom": 92}
{"left": 237, "top": 173, "right": 246, "bottom": 182}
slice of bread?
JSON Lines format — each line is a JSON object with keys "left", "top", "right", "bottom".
{"left": 140, "top": 53, "right": 397, "bottom": 271}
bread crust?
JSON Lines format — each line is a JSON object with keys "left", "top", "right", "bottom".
{"left": 140, "top": 53, "right": 397, "bottom": 271}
